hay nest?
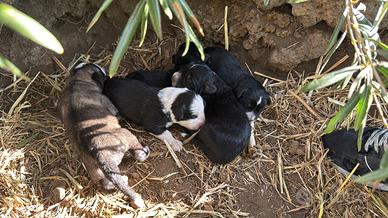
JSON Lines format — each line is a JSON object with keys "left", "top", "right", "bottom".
{"left": 0, "top": 39, "right": 387, "bottom": 217}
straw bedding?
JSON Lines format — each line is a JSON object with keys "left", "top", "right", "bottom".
{"left": 0, "top": 40, "right": 387, "bottom": 217}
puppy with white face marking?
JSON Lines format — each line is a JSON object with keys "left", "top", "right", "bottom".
{"left": 103, "top": 77, "right": 206, "bottom": 151}
{"left": 174, "top": 43, "right": 270, "bottom": 121}
{"left": 172, "top": 53, "right": 251, "bottom": 164}
{"left": 205, "top": 46, "right": 270, "bottom": 121}
{"left": 58, "top": 63, "right": 150, "bottom": 209}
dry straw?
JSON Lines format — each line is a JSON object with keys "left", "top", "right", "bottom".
{"left": 0, "top": 39, "right": 387, "bottom": 217}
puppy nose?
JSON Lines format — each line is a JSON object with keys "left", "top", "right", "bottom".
{"left": 194, "top": 118, "right": 206, "bottom": 129}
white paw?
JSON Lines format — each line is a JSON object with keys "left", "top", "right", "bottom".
{"left": 133, "top": 146, "right": 150, "bottom": 162}
{"left": 168, "top": 138, "right": 183, "bottom": 152}
{"left": 131, "top": 195, "right": 146, "bottom": 209}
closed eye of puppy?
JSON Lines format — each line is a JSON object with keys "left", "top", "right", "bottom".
{"left": 58, "top": 63, "right": 150, "bottom": 209}
{"left": 103, "top": 78, "right": 206, "bottom": 152}
{"left": 172, "top": 62, "right": 251, "bottom": 164}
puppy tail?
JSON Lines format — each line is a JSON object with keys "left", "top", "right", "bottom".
{"left": 96, "top": 156, "right": 145, "bottom": 208}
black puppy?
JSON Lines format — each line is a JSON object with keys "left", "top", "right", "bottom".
{"left": 173, "top": 43, "right": 270, "bottom": 121}
{"left": 103, "top": 78, "right": 206, "bottom": 152}
{"left": 172, "top": 61, "right": 251, "bottom": 164}
{"left": 205, "top": 47, "right": 270, "bottom": 121}
{"left": 126, "top": 69, "right": 173, "bottom": 88}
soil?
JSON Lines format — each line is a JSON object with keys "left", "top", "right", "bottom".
{"left": 1, "top": 0, "right": 387, "bottom": 217}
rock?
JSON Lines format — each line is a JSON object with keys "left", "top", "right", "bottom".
{"left": 268, "top": 29, "right": 331, "bottom": 72}
{"left": 291, "top": 0, "right": 388, "bottom": 29}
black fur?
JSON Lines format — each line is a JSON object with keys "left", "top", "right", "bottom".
{"left": 126, "top": 69, "right": 173, "bottom": 88}
{"left": 174, "top": 42, "right": 270, "bottom": 121}
{"left": 103, "top": 78, "right": 171, "bottom": 135}
{"left": 205, "top": 47, "right": 270, "bottom": 120}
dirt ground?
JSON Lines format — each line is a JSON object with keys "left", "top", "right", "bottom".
{"left": 1, "top": 0, "right": 388, "bottom": 217}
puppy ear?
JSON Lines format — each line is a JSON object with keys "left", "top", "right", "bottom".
{"left": 92, "top": 72, "right": 105, "bottom": 87}
{"left": 204, "top": 83, "right": 217, "bottom": 94}
{"left": 171, "top": 72, "right": 182, "bottom": 86}
{"left": 204, "top": 53, "right": 210, "bottom": 63}
{"left": 236, "top": 87, "right": 248, "bottom": 98}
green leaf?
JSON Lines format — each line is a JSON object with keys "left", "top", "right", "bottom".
{"left": 354, "top": 85, "right": 372, "bottom": 131}
{"left": 355, "top": 168, "right": 388, "bottom": 184}
{"left": 302, "top": 65, "right": 361, "bottom": 92}
{"left": 320, "top": 31, "right": 347, "bottom": 74}
{"left": 87, "top": 0, "right": 113, "bottom": 32}
{"left": 0, "top": 54, "right": 29, "bottom": 80}
{"left": 263, "top": 0, "right": 270, "bottom": 6}
{"left": 109, "top": 0, "right": 145, "bottom": 77}
{"left": 324, "top": 93, "right": 360, "bottom": 134}
{"left": 159, "top": 0, "right": 173, "bottom": 20}
{"left": 177, "top": 0, "right": 204, "bottom": 36}
{"left": 348, "top": 66, "right": 369, "bottom": 98}
{"left": 139, "top": 3, "right": 149, "bottom": 47}
{"left": 147, "top": 0, "right": 163, "bottom": 39}
{"left": 0, "top": 3, "right": 63, "bottom": 54}
{"left": 381, "top": 151, "right": 388, "bottom": 169}
{"left": 378, "top": 65, "right": 388, "bottom": 78}
{"left": 325, "top": 9, "right": 347, "bottom": 55}
{"left": 354, "top": 85, "right": 373, "bottom": 150}
{"left": 169, "top": 0, "right": 205, "bottom": 60}
{"left": 370, "top": 38, "right": 388, "bottom": 51}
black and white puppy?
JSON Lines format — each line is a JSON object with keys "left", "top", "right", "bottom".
{"left": 172, "top": 62, "right": 251, "bottom": 164}
{"left": 103, "top": 78, "right": 206, "bottom": 151}
{"left": 174, "top": 43, "right": 270, "bottom": 121}
{"left": 205, "top": 46, "right": 270, "bottom": 121}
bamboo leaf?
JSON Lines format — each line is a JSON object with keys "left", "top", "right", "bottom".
{"left": 159, "top": 0, "right": 173, "bottom": 19}
{"left": 177, "top": 0, "right": 204, "bottom": 36}
{"left": 324, "top": 93, "right": 360, "bottom": 134}
{"left": 0, "top": 54, "right": 29, "bottom": 80}
{"left": 147, "top": 0, "right": 163, "bottom": 39}
{"left": 0, "top": 3, "right": 63, "bottom": 54}
{"left": 355, "top": 168, "right": 388, "bottom": 184}
{"left": 87, "top": 0, "right": 113, "bottom": 32}
{"left": 302, "top": 65, "right": 361, "bottom": 92}
{"left": 139, "top": 3, "right": 149, "bottom": 47}
{"left": 109, "top": 0, "right": 145, "bottom": 77}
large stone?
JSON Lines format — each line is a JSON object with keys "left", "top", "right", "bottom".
{"left": 268, "top": 29, "right": 331, "bottom": 72}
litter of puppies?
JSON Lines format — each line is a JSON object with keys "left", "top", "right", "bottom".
{"left": 56, "top": 43, "right": 269, "bottom": 208}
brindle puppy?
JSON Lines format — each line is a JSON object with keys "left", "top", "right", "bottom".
{"left": 58, "top": 63, "right": 150, "bottom": 208}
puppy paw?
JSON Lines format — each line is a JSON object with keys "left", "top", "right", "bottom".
{"left": 133, "top": 146, "right": 150, "bottom": 162}
{"left": 131, "top": 194, "right": 146, "bottom": 209}
{"left": 168, "top": 139, "right": 183, "bottom": 152}
{"left": 101, "top": 179, "right": 115, "bottom": 191}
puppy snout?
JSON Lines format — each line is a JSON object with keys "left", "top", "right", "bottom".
{"left": 190, "top": 118, "right": 206, "bottom": 130}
